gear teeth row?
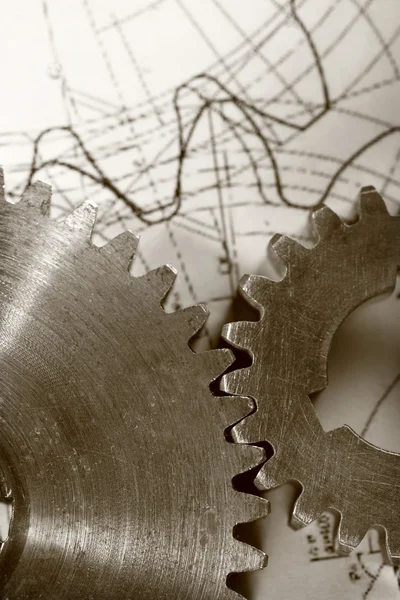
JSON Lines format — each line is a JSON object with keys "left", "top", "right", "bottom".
{"left": 100, "top": 231, "right": 139, "bottom": 269}
{"left": 138, "top": 264, "right": 178, "bottom": 301}
{"left": 224, "top": 450, "right": 268, "bottom": 582}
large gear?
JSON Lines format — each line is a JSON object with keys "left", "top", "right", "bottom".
{"left": 221, "top": 187, "right": 400, "bottom": 562}
{"left": 0, "top": 169, "right": 267, "bottom": 599}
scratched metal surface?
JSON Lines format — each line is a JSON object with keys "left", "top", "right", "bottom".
{"left": 0, "top": 173, "right": 267, "bottom": 599}
{"left": 223, "top": 188, "right": 400, "bottom": 562}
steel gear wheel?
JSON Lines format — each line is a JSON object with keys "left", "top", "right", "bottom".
{"left": 0, "top": 169, "right": 267, "bottom": 599}
{"left": 221, "top": 186, "right": 400, "bottom": 562}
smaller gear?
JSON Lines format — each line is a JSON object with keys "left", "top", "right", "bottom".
{"left": 222, "top": 187, "right": 400, "bottom": 562}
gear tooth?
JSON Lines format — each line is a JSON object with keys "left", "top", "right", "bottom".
{"left": 234, "top": 442, "right": 265, "bottom": 474}
{"left": 270, "top": 233, "right": 306, "bottom": 264}
{"left": 175, "top": 304, "right": 209, "bottom": 338}
{"left": 101, "top": 231, "right": 139, "bottom": 270}
{"left": 239, "top": 274, "right": 269, "bottom": 307}
{"left": 244, "top": 445, "right": 266, "bottom": 471}
{"left": 63, "top": 201, "right": 97, "bottom": 238}
{"left": 220, "top": 372, "right": 235, "bottom": 394}
{"left": 233, "top": 490, "right": 269, "bottom": 525}
{"left": 20, "top": 181, "right": 52, "bottom": 216}
{"left": 222, "top": 321, "right": 256, "bottom": 351}
{"left": 312, "top": 205, "right": 343, "bottom": 234}
{"left": 359, "top": 186, "right": 388, "bottom": 216}
{"left": 385, "top": 531, "right": 400, "bottom": 565}
{"left": 291, "top": 486, "right": 325, "bottom": 529}
{"left": 228, "top": 538, "right": 268, "bottom": 573}
{"left": 254, "top": 469, "right": 267, "bottom": 491}
{"left": 337, "top": 516, "right": 369, "bottom": 555}
{"left": 218, "top": 396, "right": 254, "bottom": 428}
{"left": 220, "top": 369, "right": 249, "bottom": 396}
{"left": 239, "top": 273, "right": 254, "bottom": 295}
{"left": 0, "top": 167, "right": 4, "bottom": 201}
{"left": 201, "top": 348, "right": 234, "bottom": 381}
{"left": 218, "top": 586, "right": 242, "bottom": 600}
{"left": 254, "top": 454, "right": 286, "bottom": 492}
{"left": 139, "top": 264, "right": 177, "bottom": 300}
{"left": 231, "top": 411, "right": 261, "bottom": 445}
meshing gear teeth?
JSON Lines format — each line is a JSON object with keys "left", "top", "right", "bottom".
{"left": 0, "top": 169, "right": 267, "bottom": 599}
{"left": 222, "top": 187, "right": 400, "bottom": 563}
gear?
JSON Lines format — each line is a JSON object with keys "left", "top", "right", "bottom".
{"left": 221, "top": 187, "right": 400, "bottom": 562}
{"left": 0, "top": 169, "right": 267, "bottom": 599}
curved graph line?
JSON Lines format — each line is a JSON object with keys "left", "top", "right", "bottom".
{"left": 24, "top": 0, "right": 400, "bottom": 224}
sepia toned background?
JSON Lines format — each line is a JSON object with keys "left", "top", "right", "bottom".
{"left": 0, "top": 1, "right": 399, "bottom": 597}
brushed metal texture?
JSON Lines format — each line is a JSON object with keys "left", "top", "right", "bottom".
{"left": 222, "top": 187, "right": 400, "bottom": 562}
{"left": 0, "top": 170, "right": 267, "bottom": 599}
